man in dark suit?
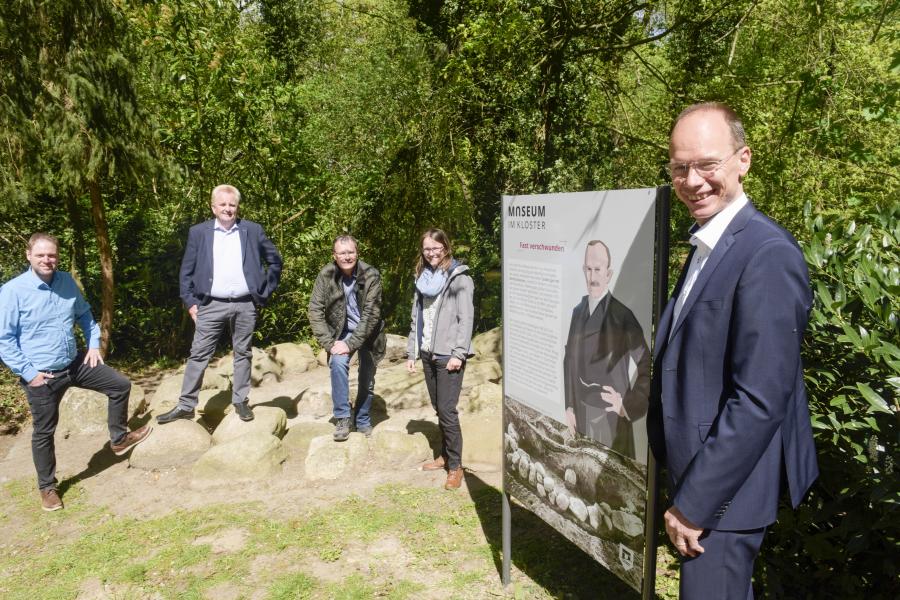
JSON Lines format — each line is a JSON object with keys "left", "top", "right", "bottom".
{"left": 648, "top": 103, "right": 818, "bottom": 598}
{"left": 564, "top": 240, "right": 650, "bottom": 459}
{"left": 157, "top": 184, "right": 283, "bottom": 424}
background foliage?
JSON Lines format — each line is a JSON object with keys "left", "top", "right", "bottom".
{"left": 0, "top": 0, "right": 897, "bottom": 596}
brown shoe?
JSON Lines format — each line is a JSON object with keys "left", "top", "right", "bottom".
{"left": 421, "top": 456, "right": 446, "bottom": 471}
{"left": 444, "top": 467, "right": 464, "bottom": 490}
{"left": 40, "top": 488, "right": 63, "bottom": 512}
{"left": 110, "top": 424, "right": 153, "bottom": 456}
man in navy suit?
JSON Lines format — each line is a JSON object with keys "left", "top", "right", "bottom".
{"left": 157, "top": 184, "right": 283, "bottom": 424}
{"left": 648, "top": 103, "right": 818, "bottom": 598}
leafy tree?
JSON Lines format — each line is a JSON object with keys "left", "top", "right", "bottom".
{"left": 0, "top": 0, "right": 165, "bottom": 352}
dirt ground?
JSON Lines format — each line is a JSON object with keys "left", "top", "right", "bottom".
{"left": 0, "top": 363, "right": 503, "bottom": 520}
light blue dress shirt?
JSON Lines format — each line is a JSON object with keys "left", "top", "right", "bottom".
{"left": 0, "top": 268, "right": 101, "bottom": 382}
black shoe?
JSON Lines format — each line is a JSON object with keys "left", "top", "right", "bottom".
{"left": 235, "top": 401, "right": 254, "bottom": 421}
{"left": 156, "top": 406, "right": 195, "bottom": 424}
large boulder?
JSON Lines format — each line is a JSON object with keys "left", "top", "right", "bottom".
{"left": 201, "top": 367, "right": 230, "bottom": 391}
{"left": 129, "top": 419, "right": 211, "bottom": 470}
{"left": 459, "top": 382, "right": 501, "bottom": 414}
{"left": 296, "top": 385, "right": 334, "bottom": 419}
{"left": 148, "top": 373, "right": 186, "bottom": 415}
{"left": 58, "top": 384, "right": 146, "bottom": 437}
{"left": 374, "top": 363, "right": 428, "bottom": 410}
{"left": 269, "top": 342, "right": 317, "bottom": 375}
{"left": 460, "top": 412, "right": 502, "bottom": 468}
{"left": 304, "top": 434, "right": 368, "bottom": 480}
{"left": 211, "top": 406, "right": 287, "bottom": 445}
{"left": 148, "top": 376, "right": 230, "bottom": 425}
{"left": 472, "top": 327, "right": 502, "bottom": 362}
{"left": 611, "top": 509, "right": 644, "bottom": 538}
{"left": 461, "top": 359, "right": 502, "bottom": 388}
{"left": 382, "top": 334, "right": 409, "bottom": 364}
{"left": 217, "top": 347, "right": 282, "bottom": 386}
{"left": 281, "top": 421, "right": 335, "bottom": 459}
{"left": 192, "top": 432, "right": 287, "bottom": 482}
{"left": 372, "top": 430, "right": 431, "bottom": 467}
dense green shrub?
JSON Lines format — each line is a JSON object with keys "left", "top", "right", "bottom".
{"left": 760, "top": 201, "right": 899, "bottom": 598}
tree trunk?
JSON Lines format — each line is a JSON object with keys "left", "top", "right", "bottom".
{"left": 64, "top": 192, "right": 86, "bottom": 291}
{"left": 89, "top": 179, "right": 114, "bottom": 355}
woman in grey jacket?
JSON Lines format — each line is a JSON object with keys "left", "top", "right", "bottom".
{"left": 406, "top": 228, "right": 474, "bottom": 490}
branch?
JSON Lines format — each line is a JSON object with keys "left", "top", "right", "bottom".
{"left": 714, "top": 0, "right": 760, "bottom": 44}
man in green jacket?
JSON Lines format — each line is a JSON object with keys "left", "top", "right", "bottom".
{"left": 308, "top": 235, "right": 386, "bottom": 441}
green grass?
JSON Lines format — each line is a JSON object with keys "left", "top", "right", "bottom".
{"left": 0, "top": 479, "right": 675, "bottom": 599}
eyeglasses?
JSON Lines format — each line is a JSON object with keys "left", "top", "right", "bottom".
{"left": 664, "top": 147, "right": 744, "bottom": 181}
{"left": 334, "top": 251, "right": 357, "bottom": 257}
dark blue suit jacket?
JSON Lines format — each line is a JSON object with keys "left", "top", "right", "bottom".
{"left": 648, "top": 202, "right": 818, "bottom": 531}
{"left": 179, "top": 218, "right": 283, "bottom": 308}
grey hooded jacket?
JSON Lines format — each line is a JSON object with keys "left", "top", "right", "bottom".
{"left": 406, "top": 263, "right": 474, "bottom": 361}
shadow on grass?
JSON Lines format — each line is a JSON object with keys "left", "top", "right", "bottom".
{"left": 464, "top": 470, "right": 645, "bottom": 600}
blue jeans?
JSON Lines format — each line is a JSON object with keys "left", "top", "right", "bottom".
{"left": 329, "top": 348, "right": 376, "bottom": 428}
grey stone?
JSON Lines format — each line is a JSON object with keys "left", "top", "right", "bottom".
{"left": 517, "top": 455, "right": 529, "bottom": 478}
{"left": 304, "top": 434, "right": 368, "bottom": 480}
{"left": 148, "top": 374, "right": 187, "bottom": 416}
{"left": 129, "top": 419, "right": 211, "bottom": 470}
{"left": 612, "top": 510, "right": 644, "bottom": 538}
{"left": 217, "top": 347, "right": 282, "bottom": 386}
{"left": 556, "top": 491, "right": 570, "bottom": 511}
{"left": 212, "top": 406, "right": 287, "bottom": 445}
{"left": 197, "top": 389, "right": 233, "bottom": 421}
{"left": 372, "top": 430, "right": 431, "bottom": 466}
{"left": 536, "top": 483, "right": 546, "bottom": 497}
{"left": 201, "top": 367, "right": 230, "bottom": 391}
{"left": 564, "top": 468, "right": 577, "bottom": 487}
{"left": 460, "top": 382, "right": 501, "bottom": 414}
{"left": 588, "top": 503, "right": 600, "bottom": 529}
{"left": 382, "top": 334, "right": 409, "bottom": 364}
{"left": 58, "top": 384, "right": 146, "bottom": 437}
{"left": 281, "top": 421, "right": 335, "bottom": 460}
{"left": 269, "top": 342, "right": 316, "bottom": 375}
{"left": 296, "top": 385, "right": 334, "bottom": 418}
{"left": 569, "top": 497, "right": 589, "bottom": 522}
{"left": 193, "top": 432, "right": 287, "bottom": 481}
{"left": 374, "top": 363, "right": 429, "bottom": 410}
{"left": 471, "top": 327, "right": 502, "bottom": 361}
{"left": 543, "top": 475, "right": 556, "bottom": 493}
{"left": 462, "top": 359, "right": 502, "bottom": 387}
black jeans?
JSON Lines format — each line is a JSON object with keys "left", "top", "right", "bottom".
{"left": 421, "top": 352, "right": 465, "bottom": 470}
{"left": 21, "top": 352, "right": 131, "bottom": 490}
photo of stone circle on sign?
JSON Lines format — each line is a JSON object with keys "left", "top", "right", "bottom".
{"left": 504, "top": 398, "right": 646, "bottom": 591}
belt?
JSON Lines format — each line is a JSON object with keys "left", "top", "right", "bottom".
{"left": 209, "top": 295, "right": 253, "bottom": 303}
{"left": 42, "top": 367, "right": 70, "bottom": 375}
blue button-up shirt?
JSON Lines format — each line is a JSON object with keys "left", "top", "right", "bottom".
{"left": 0, "top": 268, "right": 100, "bottom": 382}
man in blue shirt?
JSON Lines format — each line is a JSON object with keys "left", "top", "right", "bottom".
{"left": 308, "top": 235, "right": 385, "bottom": 441}
{"left": 0, "top": 233, "right": 152, "bottom": 512}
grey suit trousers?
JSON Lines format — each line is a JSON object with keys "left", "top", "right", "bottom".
{"left": 179, "top": 299, "right": 257, "bottom": 408}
